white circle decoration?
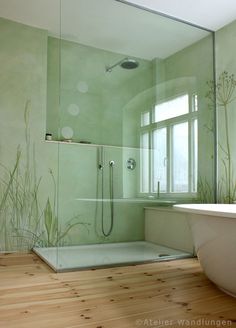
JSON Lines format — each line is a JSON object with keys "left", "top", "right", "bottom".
{"left": 61, "top": 126, "right": 74, "bottom": 139}
{"left": 68, "top": 103, "right": 80, "bottom": 116}
{"left": 77, "top": 81, "right": 89, "bottom": 93}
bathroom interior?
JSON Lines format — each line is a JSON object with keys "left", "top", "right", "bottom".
{"left": 0, "top": 0, "right": 217, "bottom": 272}
{"left": 0, "top": 0, "right": 236, "bottom": 323}
{"left": 0, "top": 0, "right": 236, "bottom": 328}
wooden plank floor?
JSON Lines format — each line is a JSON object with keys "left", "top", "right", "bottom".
{"left": 0, "top": 253, "right": 235, "bottom": 328}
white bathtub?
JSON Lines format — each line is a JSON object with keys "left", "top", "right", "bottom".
{"left": 174, "top": 204, "right": 236, "bottom": 298}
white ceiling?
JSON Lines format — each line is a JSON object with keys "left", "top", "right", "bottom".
{"left": 0, "top": 0, "right": 235, "bottom": 60}
{"left": 60, "top": 0, "right": 209, "bottom": 60}
{"left": 125, "top": 0, "right": 236, "bottom": 31}
{"left": 0, "top": 0, "right": 61, "bottom": 34}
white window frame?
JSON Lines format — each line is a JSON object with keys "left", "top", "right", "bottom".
{"left": 139, "top": 92, "right": 198, "bottom": 199}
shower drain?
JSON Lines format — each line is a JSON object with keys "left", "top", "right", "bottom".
{"left": 158, "top": 254, "right": 170, "bottom": 257}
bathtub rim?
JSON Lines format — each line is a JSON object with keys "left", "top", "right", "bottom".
{"left": 174, "top": 204, "right": 236, "bottom": 219}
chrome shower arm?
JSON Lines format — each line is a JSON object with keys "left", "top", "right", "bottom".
{"left": 105, "top": 58, "right": 128, "bottom": 73}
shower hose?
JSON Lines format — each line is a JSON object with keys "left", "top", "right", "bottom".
{"left": 101, "top": 160, "right": 114, "bottom": 237}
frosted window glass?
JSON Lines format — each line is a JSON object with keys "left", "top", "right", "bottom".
{"left": 140, "top": 133, "right": 149, "bottom": 192}
{"left": 152, "top": 128, "right": 167, "bottom": 192}
{"left": 172, "top": 122, "right": 188, "bottom": 192}
{"left": 141, "top": 111, "right": 150, "bottom": 127}
{"left": 154, "top": 95, "right": 188, "bottom": 122}
{"left": 193, "top": 94, "right": 198, "bottom": 111}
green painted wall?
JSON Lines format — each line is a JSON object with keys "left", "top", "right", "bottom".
{"left": 47, "top": 37, "right": 154, "bottom": 146}
{"left": 0, "top": 18, "right": 58, "bottom": 251}
{"left": 215, "top": 20, "right": 236, "bottom": 202}
{"left": 46, "top": 37, "right": 155, "bottom": 245}
{"left": 0, "top": 18, "right": 148, "bottom": 250}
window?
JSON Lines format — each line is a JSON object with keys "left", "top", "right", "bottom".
{"left": 140, "top": 93, "right": 198, "bottom": 196}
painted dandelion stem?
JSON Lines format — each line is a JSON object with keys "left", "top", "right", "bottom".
{"left": 206, "top": 71, "right": 236, "bottom": 203}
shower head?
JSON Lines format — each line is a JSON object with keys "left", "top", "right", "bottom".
{"left": 120, "top": 58, "right": 139, "bottom": 70}
{"left": 106, "top": 57, "right": 139, "bottom": 73}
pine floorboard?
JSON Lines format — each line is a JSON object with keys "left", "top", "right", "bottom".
{"left": 0, "top": 252, "right": 235, "bottom": 328}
